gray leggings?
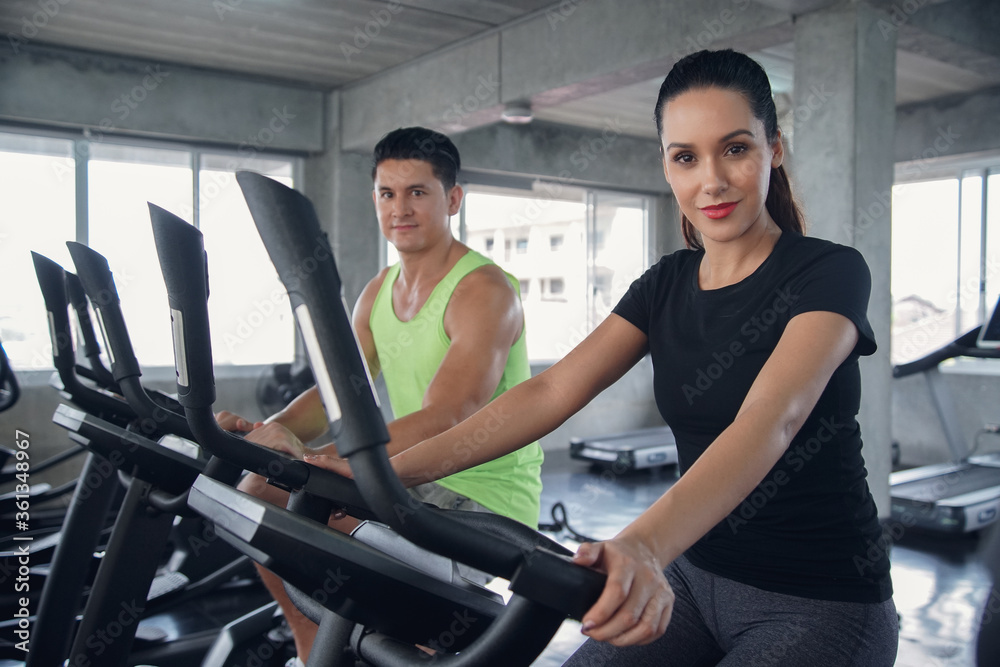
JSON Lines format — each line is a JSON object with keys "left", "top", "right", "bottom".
{"left": 564, "top": 555, "right": 898, "bottom": 667}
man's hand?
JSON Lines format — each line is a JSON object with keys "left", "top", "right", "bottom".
{"left": 572, "top": 536, "right": 674, "bottom": 647}
{"left": 215, "top": 410, "right": 262, "bottom": 433}
{"left": 303, "top": 452, "right": 353, "bottom": 479}
{"left": 245, "top": 422, "right": 307, "bottom": 459}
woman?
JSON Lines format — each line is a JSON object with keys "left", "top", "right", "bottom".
{"left": 310, "top": 49, "right": 898, "bottom": 665}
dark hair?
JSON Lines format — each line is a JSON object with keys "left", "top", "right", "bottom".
{"left": 654, "top": 49, "right": 804, "bottom": 249}
{"left": 371, "top": 127, "right": 461, "bottom": 191}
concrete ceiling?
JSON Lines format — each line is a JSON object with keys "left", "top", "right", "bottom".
{"left": 1, "top": 0, "right": 997, "bottom": 141}
{"left": 0, "top": 0, "right": 559, "bottom": 87}
{"left": 535, "top": 40, "right": 1000, "bottom": 139}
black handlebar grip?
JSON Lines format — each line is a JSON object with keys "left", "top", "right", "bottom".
{"left": 147, "top": 203, "right": 216, "bottom": 409}
{"left": 235, "top": 171, "right": 389, "bottom": 457}
{"left": 64, "top": 272, "right": 104, "bottom": 358}
{"left": 30, "top": 252, "right": 75, "bottom": 373}
{"left": 66, "top": 242, "right": 143, "bottom": 381}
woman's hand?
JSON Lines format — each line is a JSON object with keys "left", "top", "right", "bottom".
{"left": 244, "top": 422, "right": 307, "bottom": 459}
{"left": 303, "top": 452, "right": 353, "bottom": 479}
{"left": 572, "top": 536, "right": 674, "bottom": 647}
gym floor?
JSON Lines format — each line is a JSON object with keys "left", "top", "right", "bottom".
{"left": 530, "top": 450, "right": 993, "bottom": 667}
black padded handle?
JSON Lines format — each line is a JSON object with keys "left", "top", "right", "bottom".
{"left": 147, "top": 202, "right": 375, "bottom": 517}
{"left": 66, "top": 242, "right": 143, "bottom": 382}
{"left": 237, "top": 170, "right": 389, "bottom": 458}
{"left": 0, "top": 336, "right": 19, "bottom": 412}
{"left": 147, "top": 203, "right": 216, "bottom": 409}
{"left": 64, "top": 272, "right": 104, "bottom": 359}
{"left": 65, "top": 271, "right": 119, "bottom": 391}
{"left": 66, "top": 242, "right": 195, "bottom": 440}
{"left": 32, "top": 252, "right": 135, "bottom": 421}
{"left": 30, "top": 252, "right": 75, "bottom": 373}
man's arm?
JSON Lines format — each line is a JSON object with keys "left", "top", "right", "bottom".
{"left": 250, "top": 265, "right": 521, "bottom": 461}
{"left": 351, "top": 267, "right": 387, "bottom": 379}
{"left": 380, "top": 264, "right": 523, "bottom": 458}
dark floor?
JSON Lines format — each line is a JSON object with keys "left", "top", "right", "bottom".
{"left": 530, "top": 450, "right": 993, "bottom": 667}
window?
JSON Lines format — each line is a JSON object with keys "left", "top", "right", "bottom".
{"left": 987, "top": 171, "right": 1000, "bottom": 318}
{"left": 0, "top": 128, "right": 300, "bottom": 371}
{"left": 198, "top": 153, "right": 296, "bottom": 366}
{"left": 891, "top": 163, "right": 999, "bottom": 363}
{"left": 0, "top": 133, "right": 76, "bottom": 370}
{"left": 88, "top": 143, "right": 193, "bottom": 368}
{"left": 376, "top": 182, "right": 649, "bottom": 363}
{"left": 588, "top": 191, "right": 647, "bottom": 330}
{"left": 461, "top": 184, "right": 648, "bottom": 362}
{"left": 464, "top": 188, "right": 587, "bottom": 361}
{"left": 546, "top": 277, "right": 565, "bottom": 297}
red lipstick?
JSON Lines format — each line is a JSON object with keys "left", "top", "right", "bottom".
{"left": 700, "top": 202, "right": 738, "bottom": 219}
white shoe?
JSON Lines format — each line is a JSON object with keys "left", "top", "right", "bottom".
{"left": 284, "top": 658, "right": 304, "bottom": 667}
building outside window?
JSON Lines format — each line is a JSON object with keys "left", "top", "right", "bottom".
{"left": 546, "top": 277, "right": 566, "bottom": 297}
{"left": 460, "top": 184, "right": 648, "bottom": 362}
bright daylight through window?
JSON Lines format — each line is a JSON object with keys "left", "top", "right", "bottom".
{"left": 0, "top": 129, "right": 298, "bottom": 372}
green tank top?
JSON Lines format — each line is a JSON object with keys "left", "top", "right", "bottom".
{"left": 370, "top": 249, "right": 543, "bottom": 527}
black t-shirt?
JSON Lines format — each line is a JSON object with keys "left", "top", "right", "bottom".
{"left": 613, "top": 231, "right": 892, "bottom": 603}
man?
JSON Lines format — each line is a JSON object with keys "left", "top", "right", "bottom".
{"left": 220, "top": 126, "right": 543, "bottom": 665}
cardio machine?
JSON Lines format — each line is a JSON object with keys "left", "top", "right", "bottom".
{"left": 570, "top": 425, "right": 679, "bottom": 471}
{"left": 889, "top": 294, "right": 1000, "bottom": 533}
{"left": 147, "top": 173, "right": 606, "bottom": 666}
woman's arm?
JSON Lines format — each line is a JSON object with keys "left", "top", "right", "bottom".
{"left": 574, "top": 310, "right": 861, "bottom": 646}
{"left": 387, "top": 314, "right": 649, "bottom": 486}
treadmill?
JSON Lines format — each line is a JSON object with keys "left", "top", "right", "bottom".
{"left": 890, "top": 294, "right": 1000, "bottom": 533}
{"left": 570, "top": 425, "right": 679, "bottom": 471}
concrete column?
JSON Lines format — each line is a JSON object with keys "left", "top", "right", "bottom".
{"left": 792, "top": 1, "right": 896, "bottom": 517}
{"left": 301, "top": 91, "right": 380, "bottom": 309}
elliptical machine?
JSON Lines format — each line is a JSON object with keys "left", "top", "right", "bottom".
{"left": 147, "top": 173, "right": 606, "bottom": 666}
